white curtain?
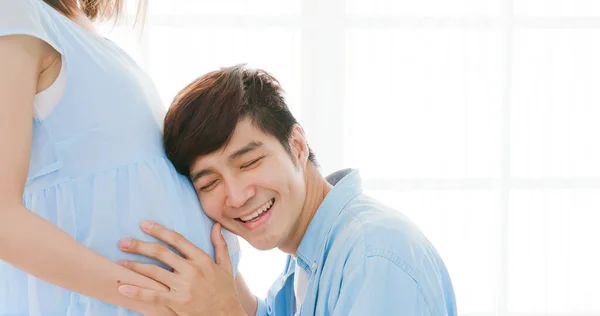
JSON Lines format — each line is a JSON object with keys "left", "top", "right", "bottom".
{"left": 105, "top": 0, "right": 600, "bottom": 314}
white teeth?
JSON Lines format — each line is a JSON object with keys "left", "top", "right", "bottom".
{"left": 240, "top": 199, "right": 274, "bottom": 222}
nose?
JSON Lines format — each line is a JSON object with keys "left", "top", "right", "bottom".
{"left": 225, "top": 178, "right": 255, "bottom": 209}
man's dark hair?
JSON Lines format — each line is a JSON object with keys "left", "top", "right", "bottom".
{"left": 163, "top": 64, "right": 317, "bottom": 176}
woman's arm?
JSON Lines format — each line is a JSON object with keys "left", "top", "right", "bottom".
{"left": 0, "top": 34, "right": 173, "bottom": 315}
{"left": 236, "top": 273, "right": 258, "bottom": 316}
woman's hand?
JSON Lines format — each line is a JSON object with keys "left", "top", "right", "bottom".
{"left": 117, "top": 221, "right": 246, "bottom": 316}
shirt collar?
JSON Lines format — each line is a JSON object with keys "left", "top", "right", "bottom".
{"left": 295, "top": 168, "right": 362, "bottom": 270}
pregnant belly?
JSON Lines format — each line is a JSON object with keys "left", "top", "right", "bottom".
{"left": 24, "top": 157, "right": 218, "bottom": 268}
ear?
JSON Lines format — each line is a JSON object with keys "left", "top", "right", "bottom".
{"left": 289, "top": 124, "right": 309, "bottom": 167}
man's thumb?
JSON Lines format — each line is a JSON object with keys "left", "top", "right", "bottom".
{"left": 211, "top": 223, "right": 232, "bottom": 269}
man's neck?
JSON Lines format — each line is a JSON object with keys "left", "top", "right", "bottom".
{"left": 279, "top": 164, "right": 332, "bottom": 255}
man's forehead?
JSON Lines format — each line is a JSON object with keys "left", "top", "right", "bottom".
{"left": 189, "top": 139, "right": 265, "bottom": 173}
{"left": 188, "top": 119, "right": 278, "bottom": 173}
{"left": 189, "top": 149, "right": 223, "bottom": 175}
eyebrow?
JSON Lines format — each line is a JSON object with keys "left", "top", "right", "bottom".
{"left": 190, "top": 141, "right": 264, "bottom": 183}
{"left": 190, "top": 168, "right": 215, "bottom": 183}
{"left": 228, "top": 141, "right": 263, "bottom": 161}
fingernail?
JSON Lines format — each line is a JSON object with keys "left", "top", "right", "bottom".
{"left": 119, "top": 238, "right": 131, "bottom": 248}
{"left": 117, "top": 260, "right": 128, "bottom": 267}
{"left": 141, "top": 220, "right": 154, "bottom": 231}
{"left": 118, "top": 285, "right": 135, "bottom": 295}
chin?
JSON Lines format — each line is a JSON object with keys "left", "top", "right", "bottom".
{"left": 253, "top": 244, "right": 276, "bottom": 251}
{"left": 246, "top": 237, "right": 279, "bottom": 251}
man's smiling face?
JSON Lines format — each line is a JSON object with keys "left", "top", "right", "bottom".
{"left": 189, "top": 118, "right": 309, "bottom": 251}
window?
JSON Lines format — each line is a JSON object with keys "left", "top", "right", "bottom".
{"left": 105, "top": 0, "right": 600, "bottom": 314}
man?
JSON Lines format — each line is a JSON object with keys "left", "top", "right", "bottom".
{"left": 115, "top": 65, "right": 457, "bottom": 315}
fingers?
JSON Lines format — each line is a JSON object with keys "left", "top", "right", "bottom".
{"left": 119, "top": 238, "right": 190, "bottom": 274}
{"left": 211, "top": 223, "right": 233, "bottom": 272}
{"left": 118, "top": 285, "right": 173, "bottom": 306}
{"left": 140, "top": 221, "right": 214, "bottom": 264}
{"left": 118, "top": 260, "right": 179, "bottom": 290}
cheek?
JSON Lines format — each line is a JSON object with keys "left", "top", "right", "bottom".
{"left": 252, "top": 157, "right": 305, "bottom": 197}
{"left": 283, "top": 167, "right": 306, "bottom": 206}
{"left": 291, "top": 178, "right": 306, "bottom": 206}
{"left": 198, "top": 195, "right": 223, "bottom": 220}
{"left": 269, "top": 169, "right": 301, "bottom": 195}
{"left": 253, "top": 164, "right": 289, "bottom": 189}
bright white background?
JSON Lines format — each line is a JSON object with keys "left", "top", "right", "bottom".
{"left": 104, "top": 0, "right": 600, "bottom": 315}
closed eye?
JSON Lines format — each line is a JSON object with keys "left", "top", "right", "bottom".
{"left": 241, "top": 156, "right": 264, "bottom": 169}
{"left": 199, "top": 179, "right": 218, "bottom": 192}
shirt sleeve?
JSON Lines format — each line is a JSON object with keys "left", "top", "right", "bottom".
{"left": 332, "top": 255, "right": 432, "bottom": 316}
{"left": 0, "top": 0, "right": 63, "bottom": 53}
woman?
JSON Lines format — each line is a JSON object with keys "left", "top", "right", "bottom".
{"left": 0, "top": 0, "right": 240, "bottom": 315}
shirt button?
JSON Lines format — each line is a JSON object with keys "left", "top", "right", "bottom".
{"left": 311, "top": 263, "right": 317, "bottom": 270}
